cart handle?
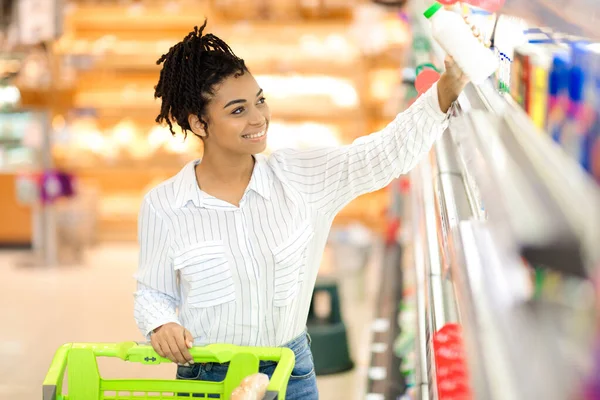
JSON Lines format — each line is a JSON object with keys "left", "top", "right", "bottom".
{"left": 80, "top": 341, "right": 293, "bottom": 364}
{"left": 43, "top": 344, "right": 71, "bottom": 399}
{"left": 43, "top": 342, "right": 295, "bottom": 399}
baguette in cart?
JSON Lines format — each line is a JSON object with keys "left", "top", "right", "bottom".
{"left": 43, "top": 341, "right": 295, "bottom": 400}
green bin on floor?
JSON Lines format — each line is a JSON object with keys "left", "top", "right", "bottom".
{"left": 307, "top": 279, "right": 354, "bottom": 375}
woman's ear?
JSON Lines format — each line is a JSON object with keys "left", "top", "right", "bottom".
{"left": 188, "top": 114, "right": 207, "bottom": 138}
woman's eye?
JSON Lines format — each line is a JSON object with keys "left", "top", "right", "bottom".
{"left": 257, "top": 97, "right": 266, "bottom": 104}
{"left": 232, "top": 107, "right": 245, "bottom": 115}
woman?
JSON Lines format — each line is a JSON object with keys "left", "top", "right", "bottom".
{"left": 134, "top": 20, "right": 474, "bottom": 399}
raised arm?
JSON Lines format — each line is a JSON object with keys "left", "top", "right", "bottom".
{"left": 271, "top": 72, "right": 464, "bottom": 218}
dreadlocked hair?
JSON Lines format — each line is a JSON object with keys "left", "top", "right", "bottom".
{"left": 154, "top": 19, "right": 248, "bottom": 138}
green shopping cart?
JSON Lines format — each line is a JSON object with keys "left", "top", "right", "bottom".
{"left": 43, "top": 341, "right": 295, "bottom": 400}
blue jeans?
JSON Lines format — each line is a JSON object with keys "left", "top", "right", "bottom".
{"left": 176, "top": 332, "right": 319, "bottom": 399}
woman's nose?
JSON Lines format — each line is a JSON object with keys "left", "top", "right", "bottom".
{"left": 248, "top": 107, "right": 265, "bottom": 126}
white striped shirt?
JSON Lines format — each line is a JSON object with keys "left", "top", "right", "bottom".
{"left": 134, "top": 84, "right": 449, "bottom": 347}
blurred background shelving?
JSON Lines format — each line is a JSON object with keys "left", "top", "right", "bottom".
{"left": 3, "top": 0, "right": 412, "bottom": 242}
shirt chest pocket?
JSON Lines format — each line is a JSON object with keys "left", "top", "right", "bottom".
{"left": 272, "top": 223, "right": 314, "bottom": 308}
{"left": 173, "top": 242, "right": 236, "bottom": 309}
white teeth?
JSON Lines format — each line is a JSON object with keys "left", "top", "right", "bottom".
{"left": 243, "top": 130, "right": 266, "bottom": 139}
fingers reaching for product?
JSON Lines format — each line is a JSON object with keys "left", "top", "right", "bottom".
{"left": 150, "top": 322, "right": 194, "bottom": 365}
{"left": 230, "top": 374, "right": 270, "bottom": 400}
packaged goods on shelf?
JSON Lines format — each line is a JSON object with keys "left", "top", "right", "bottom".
{"left": 446, "top": 2, "right": 600, "bottom": 184}
{"left": 401, "top": 2, "right": 600, "bottom": 400}
{"left": 0, "top": 110, "right": 44, "bottom": 171}
{"left": 508, "top": 39, "right": 600, "bottom": 182}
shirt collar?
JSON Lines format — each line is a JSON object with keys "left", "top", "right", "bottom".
{"left": 247, "top": 154, "right": 272, "bottom": 201}
{"left": 173, "top": 155, "right": 272, "bottom": 209}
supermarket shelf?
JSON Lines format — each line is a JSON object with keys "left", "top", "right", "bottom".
{"left": 458, "top": 81, "right": 600, "bottom": 276}
{"left": 503, "top": 0, "right": 600, "bottom": 40}
{"left": 64, "top": 4, "right": 216, "bottom": 34}
{"left": 78, "top": 54, "right": 367, "bottom": 77}
{"left": 408, "top": 83, "right": 600, "bottom": 400}
{"left": 83, "top": 104, "right": 367, "bottom": 124}
{"left": 451, "top": 110, "right": 585, "bottom": 276}
{"left": 409, "top": 134, "right": 498, "bottom": 400}
{"left": 64, "top": 5, "right": 357, "bottom": 35}
{"left": 365, "top": 243, "right": 405, "bottom": 399}
{"left": 404, "top": 1, "right": 600, "bottom": 399}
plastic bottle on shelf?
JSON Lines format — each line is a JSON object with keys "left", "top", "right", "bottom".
{"left": 528, "top": 48, "right": 553, "bottom": 130}
{"left": 423, "top": 2, "right": 498, "bottom": 85}
{"left": 560, "top": 44, "right": 590, "bottom": 164}
{"left": 547, "top": 52, "right": 571, "bottom": 142}
{"left": 401, "top": 352, "right": 417, "bottom": 388}
{"left": 582, "top": 45, "right": 600, "bottom": 176}
{"left": 589, "top": 47, "right": 600, "bottom": 183}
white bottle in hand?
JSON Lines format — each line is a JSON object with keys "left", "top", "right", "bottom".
{"left": 424, "top": 2, "right": 498, "bottom": 85}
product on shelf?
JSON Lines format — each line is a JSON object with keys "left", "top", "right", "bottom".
{"left": 527, "top": 47, "right": 552, "bottom": 128}
{"left": 590, "top": 49, "right": 600, "bottom": 183}
{"left": 0, "top": 110, "right": 44, "bottom": 171}
{"left": 0, "top": 84, "right": 21, "bottom": 109}
{"left": 561, "top": 43, "right": 589, "bottom": 163}
{"left": 461, "top": 6, "right": 497, "bottom": 44}
{"left": 546, "top": 51, "right": 571, "bottom": 142}
{"left": 490, "top": 15, "right": 529, "bottom": 93}
{"left": 510, "top": 39, "right": 600, "bottom": 182}
{"left": 51, "top": 115, "right": 344, "bottom": 168}
{"left": 423, "top": 2, "right": 498, "bottom": 84}
{"left": 396, "top": 251, "right": 418, "bottom": 393}
{"left": 432, "top": 324, "right": 473, "bottom": 400}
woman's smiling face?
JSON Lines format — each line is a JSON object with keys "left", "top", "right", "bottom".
{"left": 191, "top": 71, "right": 271, "bottom": 156}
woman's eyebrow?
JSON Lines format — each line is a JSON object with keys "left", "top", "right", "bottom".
{"left": 223, "top": 89, "right": 263, "bottom": 109}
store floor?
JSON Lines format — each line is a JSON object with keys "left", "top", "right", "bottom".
{"left": 0, "top": 240, "right": 382, "bottom": 399}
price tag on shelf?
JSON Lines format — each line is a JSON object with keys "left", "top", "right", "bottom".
{"left": 17, "top": 0, "right": 63, "bottom": 45}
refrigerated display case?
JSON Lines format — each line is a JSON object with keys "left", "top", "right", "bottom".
{"left": 378, "top": 1, "right": 600, "bottom": 399}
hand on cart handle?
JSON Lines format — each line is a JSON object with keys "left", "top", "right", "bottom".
{"left": 150, "top": 322, "right": 195, "bottom": 365}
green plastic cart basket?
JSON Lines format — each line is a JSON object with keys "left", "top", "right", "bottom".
{"left": 43, "top": 341, "right": 295, "bottom": 400}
